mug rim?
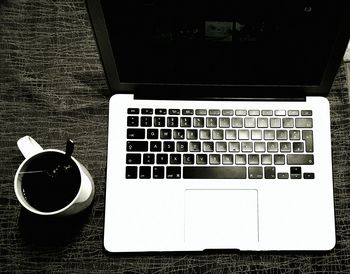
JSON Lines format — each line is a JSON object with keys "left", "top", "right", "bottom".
{"left": 14, "top": 149, "right": 83, "bottom": 216}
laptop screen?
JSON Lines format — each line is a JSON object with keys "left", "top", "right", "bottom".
{"left": 99, "top": 1, "right": 346, "bottom": 90}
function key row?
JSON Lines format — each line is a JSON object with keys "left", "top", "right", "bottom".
{"left": 128, "top": 108, "right": 312, "bottom": 117}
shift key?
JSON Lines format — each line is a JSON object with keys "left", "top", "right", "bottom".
{"left": 287, "top": 154, "right": 314, "bottom": 165}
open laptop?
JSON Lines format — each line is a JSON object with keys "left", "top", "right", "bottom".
{"left": 86, "top": 0, "right": 350, "bottom": 252}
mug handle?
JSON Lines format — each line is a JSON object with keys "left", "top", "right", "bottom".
{"left": 17, "top": 136, "right": 44, "bottom": 159}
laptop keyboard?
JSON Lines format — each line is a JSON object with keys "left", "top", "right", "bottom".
{"left": 125, "top": 108, "right": 315, "bottom": 180}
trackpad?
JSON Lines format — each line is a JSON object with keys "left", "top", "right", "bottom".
{"left": 185, "top": 189, "right": 259, "bottom": 248}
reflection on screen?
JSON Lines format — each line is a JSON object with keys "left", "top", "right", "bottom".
{"left": 101, "top": 1, "right": 342, "bottom": 86}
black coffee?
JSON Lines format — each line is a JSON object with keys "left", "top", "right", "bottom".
{"left": 21, "top": 152, "right": 81, "bottom": 212}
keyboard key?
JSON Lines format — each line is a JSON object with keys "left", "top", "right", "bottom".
{"left": 276, "top": 130, "right": 288, "bottom": 140}
{"left": 265, "top": 167, "right": 276, "bottom": 179}
{"left": 173, "top": 129, "right": 185, "bottom": 139}
{"left": 288, "top": 110, "right": 299, "bottom": 116}
{"left": 280, "top": 142, "right": 291, "bottom": 152}
{"left": 293, "top": 142, "right": 304, "bottom": 152}
{"left": 166, "top": 166, "right": 181, "bottom": 178}
{"left": 216, "top": 142, "right": 227, "bottom": 152}
{"left": 182, "top": 109, "right": 194, "bottom": 115}
{"left": 254, "top": 142, "right": 266, "bottom": 152}
{"left": 222, "top": 154, "right": 234, "bottom": 165}
{"left": 242, "top": 142, "right": 253, "bottom": 152}
{"left": 232, "top": 117, "right": 243, "bottom": 128}
{"left": 267, "top": 142, "right": 278, "bottom": 153}
{"left": 248, "top": 167, "right": 263, "bottom": 179}
{"left": 189, "top": 142, "right": 201, "bottom": 152}
{"left": 248, "top": 154, "right": 259, "bottom": 165}
{"left": 209, "top": 154, "right": 221, "bottom": 165}
{"left": 167, "top": 117, "right": 178, "bottom": 127}
{"left": 196, "top": 154, "right": 208, "bottom": 165}
{"left": 176, "top": 142, "right": 188, "bottom": 152}
{"left": 229, "top": 142, "right": 240, "bottom": 152}
{"left": 206, "top": 117, "right": 217, "bottom": 128}
{"left": 170, "top": 154, "right": 181, "bottom": 164}
{"left": 160, "top": 129, "right": 172, "bottom": 139}
{"left": 261, "top": 154, "right": 272, "bottom": 165}
{"left": 235, "top": 110, "right": 247, "bottom": 116}
{"left": 126, "top": 153, "right": 141, "bottom": 164}
{"left": 139, "top": 166, "right": 151, "bottom": 179}
{"left": 154, "top": 117, "right": 166, "bottom": 127}
{"left": 147, "top": 129, "right": 158, "bottom": 139}
{"left": 183, "top": 154, "right": 195, "bottom": 165}
{"left": 238, "top": 130, "right": 249, "bottom": 140}
{"left": 141, "top": 116, "right": 152, "bottom": 127}
{"left": 219, "top": 117, "right": 230, "bottom": 128}
{"left": 141, "top": 108, "right": 153, "bottom": 115}
{"left": 199, "top": 129, "right": 211, "bottom": 140}
{"left": 289, "top": 130, "right": 300, "bottom": 140}
{"left": 248, "top": 110, "right": 260, "bottom": 116}
{"left": 244, "top": 117, "right": 256, "bottom": 128}
{"left": 127, "top": 141, "right": 148, "bottom": 152}
{"left": 169, "top": 109, "right": 180, "bottom": 115}
{"left": 155, "top": 109, "right": 167, "bottom": 115}
{"left": 212, "top": 129, "right": 224, "bottom": 140}
{"left": 183, "top": 167, "right": 246, "bottom": 179}
{"left": 127, "top": 116, "right": 139, "bottom": 127}
{"left": 180, "top": 117, "right": 191, "bottom": 127}
{"left": 261, "top": 110, "right": 273, "bottom": 116}
{"left": 186, "top": 129, "right": 198, "bottom": 140}
{"left": 303, "top": 172, "right": 315, "bottom": 179}
{"left": 225, "top": 130, "right": 237, "bottom": 140}
{"left": 275, "top": 110, "right": 286, "bottom": 116}
{"left": 287, "top": 154, "right": 314, "bottom": 165}
{"left": 195, "top": 109, "right": 207, "bottom": 115}
{"left": 257, "top": 118, "right": 268, "bottom": 128}
{"left": 209, "top": 109, "right": 220, "bottom": 116}
{"left": 127, "top": 128, "right": 145, "bottom": 139}
{"left": 290, "top": 166, "right": 302, "bottom": 179}
{"left": 274, "top": 154, "right": 285, "bottom": 165}
{"left": 235, "top": 154, "right": 246, "bottom": 165}
{"left": 270, "top": 118, "right": 281, "bottom": 128}
{"left": 163, "top": 141, "right": 175, "bottom": 152}
{"left": 128, "top": 108, "right": 139, "bottom": 114}
{"left": 222, "top": 109, "right": 234, "bottom": 116}
{"left": 153, "top": 166, "right": 165, "bottom": 179}
{"left": 156, "top": 154, "right": 168, "bottom": 164}
{"left": 251, "top": 130, "right": 262, "bottom": 140}
{"left": 150, "top": 141, "right": 162, "bottom": 152}
{"left": 264, "top": 130, "right": 275, "bottom": 140}
{"left": 302, "top": 130, "right": 314, "bottom": 152}
{"left": 143, "top": 154, "right": 155, "bottom": 164}
{"left": 126, "top": 166, "right": 137, "bottom": 179}
{"left": 203, "top": 142, "right": 214, "bottom": 152}
{"left": 278, "top": 172, "right": 289, "bottom": 179}
{"left": 282, "top": 118, "right": 294, "bottom": 128}
{"left": 193, "top": 117, "right": 205, "bottom": 128}
{"left": 301, "top": 110, "right": 312, "bottom": 116}
{"left": 295, "top": 118, "right": 313, "bottom": 128}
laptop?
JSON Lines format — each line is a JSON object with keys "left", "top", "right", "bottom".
{"left": 86, "top": 0, "right": 350, "bottom": 252}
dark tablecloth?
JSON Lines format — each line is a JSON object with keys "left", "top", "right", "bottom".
{"left": 1, "top": 1, "right": 350, "bottom": 272}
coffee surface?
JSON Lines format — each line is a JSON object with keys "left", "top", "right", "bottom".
{"left": 21, "top": 152, "right": 81, "bottom": 212}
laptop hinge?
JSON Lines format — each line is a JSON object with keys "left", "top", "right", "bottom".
{"left": 133, "top": 86, "right": 307, "bottom": 102}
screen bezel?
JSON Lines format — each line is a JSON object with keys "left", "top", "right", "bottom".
{"left": 86, "top": 0, "right": 350, "bottom": 98}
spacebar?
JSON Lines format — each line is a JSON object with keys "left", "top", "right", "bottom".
{"left": 183, "top": 167, "right": 247, "bottom": 179}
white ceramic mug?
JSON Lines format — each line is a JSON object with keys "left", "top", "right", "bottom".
{"left": 14, "top": 136, "right": 95, "bottom": 216}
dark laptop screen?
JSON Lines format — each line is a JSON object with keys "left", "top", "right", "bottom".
{"left": 100, "top": 1, "right": 344, "bottom": 87}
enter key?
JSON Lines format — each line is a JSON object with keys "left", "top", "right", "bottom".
{"left": 302, "top": 130, "right": 314, "bottom": 152}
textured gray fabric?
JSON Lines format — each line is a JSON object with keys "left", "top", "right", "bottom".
{"left": 1, "top": 0, "right": 350, "bottom": 272}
